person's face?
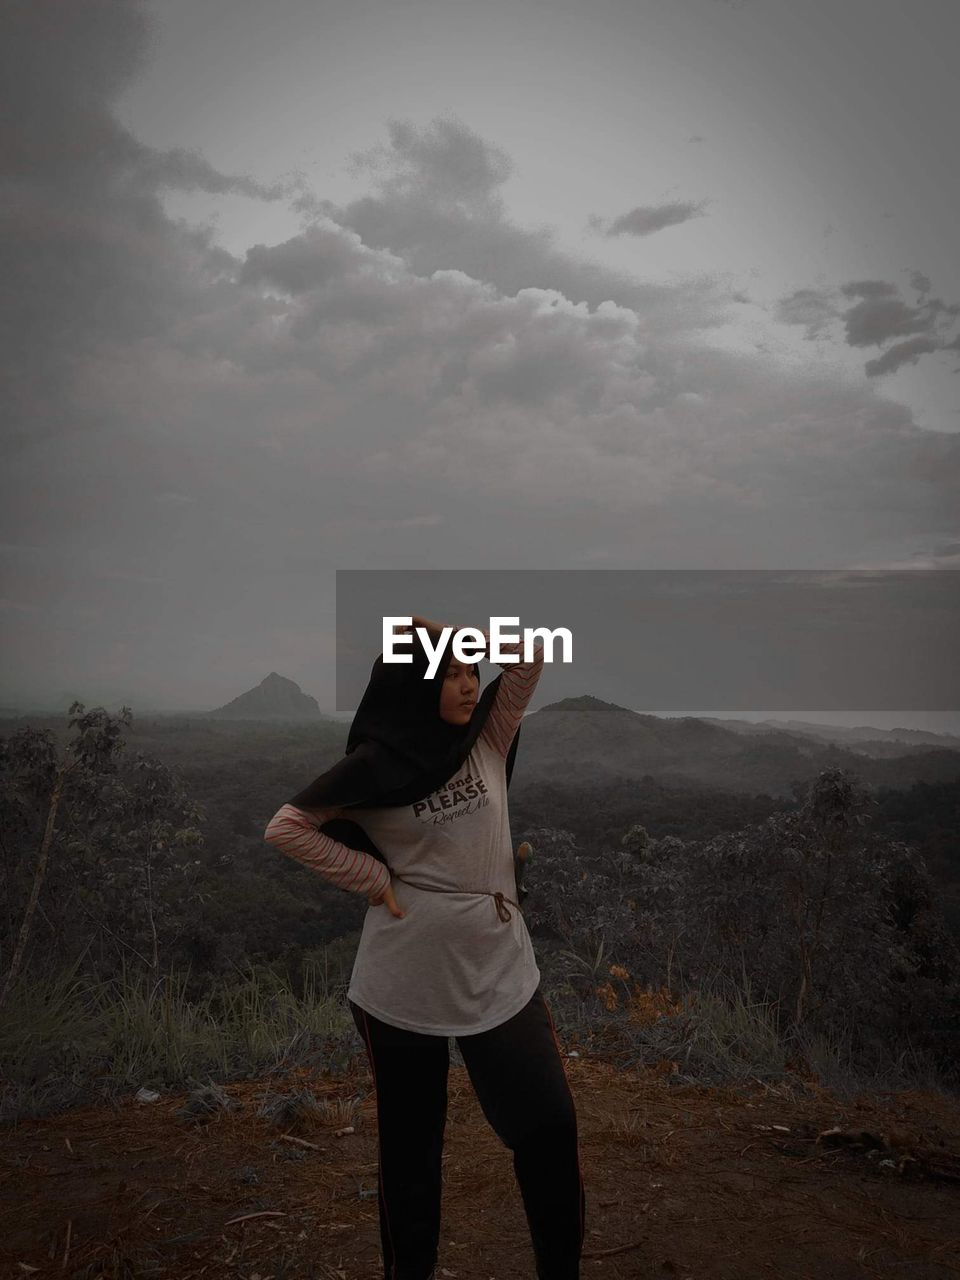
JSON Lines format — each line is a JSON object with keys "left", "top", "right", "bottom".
{"left": 438, "top": 656, "right": 480, "bottom": 725}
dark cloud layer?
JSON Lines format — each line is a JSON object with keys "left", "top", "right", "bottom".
{"left": 291, "top": 115, "right": 730, "bottom": 334}
{"left": 777, "top": 275, "right": 960, "bottom": 377}
{"left": 774, "top": 288, "right": 839, "bottom": 341}
{"left": 601, "top": 198, "right": 710, "bottom": 238}
{"left": 2, "top": 2, "right": 959, "bottom": 708}
{"left": 0, "top": 0, "right": 295, "bottom": 449}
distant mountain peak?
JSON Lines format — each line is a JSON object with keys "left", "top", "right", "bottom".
{"left": 539, "top": 694, "right": 638, "bottom": 716}
{"left": 210, "top": 673, "right": 322, "bottom": 720}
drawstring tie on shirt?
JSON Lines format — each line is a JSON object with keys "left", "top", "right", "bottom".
{"left": 390, "top": 874, "right": 521, "bottom": 922}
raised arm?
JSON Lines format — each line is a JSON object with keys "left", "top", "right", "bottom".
{"left": 263, "top": 804, "right": 391, "bottom": 898}
{"left": 474, "top": 626, "right": 545, "bottom": 758}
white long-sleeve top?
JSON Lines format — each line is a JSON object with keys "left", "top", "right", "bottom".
{"left": 264, "top": 627, "right": 544, "bottom": 1034}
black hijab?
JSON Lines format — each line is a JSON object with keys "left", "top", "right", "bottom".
{"left": 286, "top": 624, "right": 522, "bottom": 869}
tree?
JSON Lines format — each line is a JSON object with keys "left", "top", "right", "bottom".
{"left": 0, "top": 702, "right": 204, "bottom": 1005}
{"left": 0, "top": 702, "right": 131, "bottom": 1006}
{"left": 620, "top": 822, "right": 651, "bottom": 861}
{"left": 627, "top": 767, "right": 959, "bottom": 1055}
{"left": 520, "top": 768, "right": 960, "bottom": 1072}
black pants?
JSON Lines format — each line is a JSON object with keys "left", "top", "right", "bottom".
{"left": 348, "top": 983, "right": 586, "bottom": 1280}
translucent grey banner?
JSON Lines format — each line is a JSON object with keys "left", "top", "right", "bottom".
{"left": 335, "top": 570, "right": 959, "bottom": 712}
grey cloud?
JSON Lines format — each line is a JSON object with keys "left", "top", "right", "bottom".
{"left": 0, "top": 0, "right": 292, "bottom": 450}
{"left": 5, "top": 13, "right": 960, "bottom": 709}
{"left": 468, "top": 311, "right": 619, "bottom": 409}
{"left": 776, "top": 273, "right": 960, "bottom": 376}
{"left": 134, "top": 145, "right": 299, "bottom": 200}
{"left": 294, "top": 118, "right": 732, "bottom": 334}
{"left": 239, "top": 224, "right": 368, "bottom": 295}
{"left": 347, "top": 115, "right": 514, "bottom": 215}
{"left": 774, "top": 288, "right": 839, "bottom": 340}
{"left": 840, "top": 280, "right": 898, "bottom": 300}
{"left": 843, "top": 294, "right": 937, "bottom": 347}
{"left": 841, "top": 280, "right": 960, "bottom": 373}
{"left": 864, "top": 335, "right": 944, "bottom": 377}
{"left": 839, "top": 279, "right": 960, "bottom": 347}
{"left": 603, "top": 199, "right": 710, "bottom": 238}
{"left": 227, "top": 241, "right": 646, "bottom": 415}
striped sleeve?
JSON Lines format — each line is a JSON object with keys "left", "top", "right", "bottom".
{"left": 263, "top": 804, "right": 391, "bottom": 897}
{"left": 475, "top": 626, "right": 545, "bottom": 758}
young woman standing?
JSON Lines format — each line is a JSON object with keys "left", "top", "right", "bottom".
{"left": 264, "top": 615, "right": 586, "bottom": 1280}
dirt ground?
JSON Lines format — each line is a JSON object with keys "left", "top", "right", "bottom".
{"left": 2, "top": 1034, "right": 959, "bottom": 1280}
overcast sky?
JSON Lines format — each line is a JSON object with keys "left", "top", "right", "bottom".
{"left": 2, "top": 0, "right": 958, "bottom": 729}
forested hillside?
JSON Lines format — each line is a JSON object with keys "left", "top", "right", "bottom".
{"left": 2, "top": 702, "right": 958, "bottom": 1119}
